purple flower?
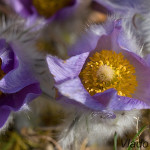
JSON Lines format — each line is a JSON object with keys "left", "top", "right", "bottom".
{"left": 6, "top": 0, "right": 76, "bottom": 21}
{"left": 46, "top": 19, "right": 150, "bottom": 115}
{"left": 93, "top": 0, "right": 150, "bottom": 13}
{"left": 0, "top": 38, "right": 41, "bottom": 129}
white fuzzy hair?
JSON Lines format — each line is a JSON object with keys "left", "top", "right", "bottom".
{"left": 59, "top": 109, "right": 140, "bottom": 150}
{"left": 137, "top": 12, "right": 150, "bottom": 55}
{"left": 0, "top": 114, "right": 13, "bottom": 134}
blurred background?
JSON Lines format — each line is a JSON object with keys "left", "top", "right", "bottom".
{"left": 0, "top": 0, "right": 150, "bottom": 150}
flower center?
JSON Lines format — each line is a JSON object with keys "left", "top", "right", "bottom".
{"left": 32, "top": 0, "right": 73, "bottom": 18}
{"left": 97, "top": 65, "right": 114, "bottom": 82}
{"left": 80, "top": 50, "right": 138, "bottom": 97}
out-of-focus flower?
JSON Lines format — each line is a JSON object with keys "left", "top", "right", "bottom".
{"left": 5, "top": 0, "right": 92, "bottom": 60}
{"left": 46, "top": 18, "right": 150, "bottom": 116}
{"left": 93, "top": 0, "right": 150, "bottom": 14}
{"left": 31, "top": 0, "right": 92, "bottom": 59}
{"left": 5, "top": 0, "right": 77, "bottom": 21}
{"left": 0, "top": 18, "right": 41, "bottom": 131}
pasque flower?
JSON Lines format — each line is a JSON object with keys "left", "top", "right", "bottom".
{"left": 6, "top": 0, "right": 76, "bottom": 20}
{"left": 0, "top": 20, "right": 41, "bottom": 130}
{"left": 93, "top": 0, "right": 150, "bottom": 13}
{"left": 46, "top": 19, "right": 150, "bottom": 116}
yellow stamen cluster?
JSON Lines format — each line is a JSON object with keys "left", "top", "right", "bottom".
{"left": 80, "top": 50, "right": 138, "bottom": 97}
{"left": 33, "top": 0, "right": 72, "bottom": 18}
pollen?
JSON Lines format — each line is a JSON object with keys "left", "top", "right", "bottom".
{"left": 32, "top": 0, "right": 72, "bottom": 18}
{"left": 97, "top": 65, "right": 114, "bottom": 82}
{"left": 80, "top": 50, "right": 138, "bottom": 97}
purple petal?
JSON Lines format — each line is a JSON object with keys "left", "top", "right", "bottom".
{"left": 56, "top": 77, "right": 105, "bottom": 111}
{"left": 0, "top": 39, "right": 17, "bottom": 73}
{"left": 0, "top": 83, "right": 41, "bottom": 110}
{"left": 144, "top": 54, "right": 150, "bottom": 66}
{"left": 108, "top": 96, "right": 150, "bottom": 111}
{"left": 8, "top": 0, "right": 34, "bottom": 18}
{"left": 0, "top": 61, "right": 38, "bottom": 93}
{"left": 119, "top": 49, "right": 150, "bottom": 105}
{"left": 69, "top": 20, "right": 121, "bottom": 56}
{"left": 94, "top": 19, "right": 139, "bottom": 54}
{"left": 93, "top": 88, "right": 150, "bottom": 110}
{"left": 0, "top": 108, "right": 11, "bottom": 128}
{"left": 46, "top": 52, "right": 89, "bottom": 83}
{"left": 53, "top": 0, "right": 77, "bottom": 20}
{"left": 69, "top": 29, "right": 103, "bottom": 56}
{"left": 95, "top": 24, "right": 121, "bottom": 53}
{"left": 92, "top": 88, "right": 117, "bottom": 107}
{"left": 0, "top": 83, "right": 41, "bottom": 128}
